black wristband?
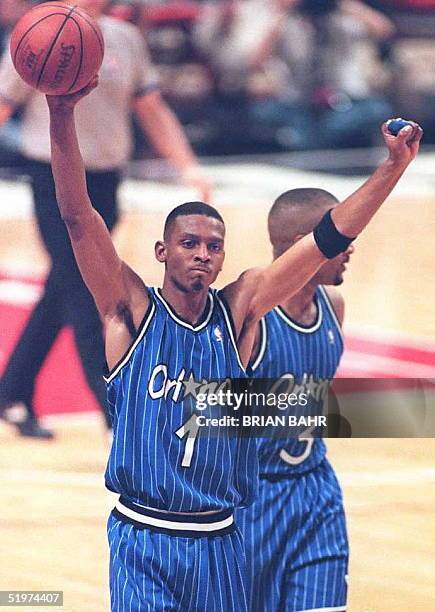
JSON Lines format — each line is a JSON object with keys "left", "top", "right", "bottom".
{"left": 313, "top": 209, "right": 355, "bottom": 259}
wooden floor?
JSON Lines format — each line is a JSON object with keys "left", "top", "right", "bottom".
{"left": 0, "top": 183, "right": 434, "bottom": 611}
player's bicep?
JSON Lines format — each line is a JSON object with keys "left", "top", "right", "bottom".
{"left": 221, "top": 269, "right": 261, "bottom": 335}
{"left": 222, "top": 269, "right": 264, "bottom": 368}
{"left": 65, "top": 208, "right": 138, "bottom": 317}
{"left": 249, "top": 235, "right": 325, "bottom": 320}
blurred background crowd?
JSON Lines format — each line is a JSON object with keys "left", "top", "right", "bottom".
{"left": 0, "top": 0, "right": 434, "bottom": 161}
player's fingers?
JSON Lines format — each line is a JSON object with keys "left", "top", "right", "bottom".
{"left": 406, "top": 125, "right": 423, "bottom": 146}
{"left": 396, "top": 124, "right": 413, "bottom": 140}
{"left": 81, "top": 76, "right": 98, "bottom": 94}
{"left": 409, "top": 125, "right": 424, "bottom": 144}
{"left": 381, "top": 122, "right": 397, "bottom": 144}
{"left": 381, "top": 122, "right": 394, "bottom": 139}
{"left": 88, "top": 73, "right": 99, "bottom": 88}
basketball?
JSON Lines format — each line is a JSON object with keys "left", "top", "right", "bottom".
{"left": 10, "top": 2, "right": 104, "bottom": 96}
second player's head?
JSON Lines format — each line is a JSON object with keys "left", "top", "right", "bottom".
{"left": 268, "top": 188, "right": 354, "bottom": 286}
{"left": 156, "top": 202, "right": 225, "bottom": 293}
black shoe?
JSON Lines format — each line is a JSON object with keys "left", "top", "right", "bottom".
{"left": 16, "top": 416, "right": 54, "bottom": 440}
{"left": 0, "top": 401, "right": 54, "bottom": 440}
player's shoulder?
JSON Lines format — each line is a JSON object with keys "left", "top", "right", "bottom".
{"left": 220, "top": 267, "right": 263, "bottom": 334}
{"left": 221, "top": 268, "right": 263, "bottom": 307}
{"left": 321, "top": 286, "right": 345, "bottom": 327}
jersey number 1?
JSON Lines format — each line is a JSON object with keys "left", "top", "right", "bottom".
{"left": 175, "top": 414, "right": 200, "bottom": 467}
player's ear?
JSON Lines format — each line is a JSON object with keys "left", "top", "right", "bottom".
{"left": 155, "top": 240, "right": 167, "bottom": 263}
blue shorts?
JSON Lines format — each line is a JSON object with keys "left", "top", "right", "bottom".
{"left": 107, "top": 498, "right": 248, "bottom": 612}
{"left": 235, "top": 459, "right": 349, "bottom": 612}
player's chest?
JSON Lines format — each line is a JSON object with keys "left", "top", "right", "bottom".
{"left": 263, "top": 321, "right": 343, "bottom": 380}
{"left": 150, "top": 321, "right": 232, "bottom": 369}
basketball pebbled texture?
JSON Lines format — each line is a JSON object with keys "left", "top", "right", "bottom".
{"left": 10, "top": 2, "right": 104, "bottom": 95}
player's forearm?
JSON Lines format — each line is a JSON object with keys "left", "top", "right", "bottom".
{"left": 134, "top": 95, "right": 200, "bottom": 174}
{"left": 331, "top": 158, "right": 409, "bottom": 238}
{"left": 48, "top": 107, "right": 93, "bottom": 221}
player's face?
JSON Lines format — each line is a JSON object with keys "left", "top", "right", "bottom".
{"left": 74, "top": 0, "right": 109, "bottom": 18}
{"left": 314, "top": 243, "right": 354, "bottom": 286}
{"left": 158, "top": 215, "right": 225, "bottom": 293}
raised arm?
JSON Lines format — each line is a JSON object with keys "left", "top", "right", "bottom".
{"left": 47, "top": 80, "right": 149, "bottom": 326}
{"left": 224, "top": 122, "right": 422, "bottom": 351}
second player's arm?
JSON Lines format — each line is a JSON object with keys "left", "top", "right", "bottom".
{"left": 227, "top": 123, "right": 422, "bottom": 334}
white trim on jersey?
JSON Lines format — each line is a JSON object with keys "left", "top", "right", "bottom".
{"left": 215, "top": 291, "right": 246, "bottom": 373}
{"left": 318, "top": 285, "right": 344, "bottom": 343}
{"left": 274, "top": 298, "right": 323, "bottom": 334}
{"left": 250, "top": 317, "right": 267, "bottom": 372}
{"left": 115, "top": 499, "right": 234, "bottom": 532}
{"left": 297, "top": 607, "right": 346, "bottom": 612}
{"left": 154, "top": 287, "right": 214, "bottom": 331}
{"left": 104, "top": 301, "right": 156, "bottom": 384}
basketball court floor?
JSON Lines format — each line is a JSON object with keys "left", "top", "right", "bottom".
{"left": 0, "top": 151, "right": 434, "bottom": 611}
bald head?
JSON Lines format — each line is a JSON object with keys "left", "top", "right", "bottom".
{"left": 268, "top": 188, "right": 338, "bottom": 258}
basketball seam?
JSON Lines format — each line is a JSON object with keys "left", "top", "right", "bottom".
{"left": 65, "top": 16, "right": 83, "bottom": 94}
{"left": 36, "top": 6, "right": 76, "bottom": 89}
{"left": 12, "top": 14, "right": 68, "bottom": 67}
{"left": 72, "top": 10, "right": 104, "bottom": 56}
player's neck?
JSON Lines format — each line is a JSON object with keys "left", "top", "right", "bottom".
{"left": 161, "top": 280, "right": 210, "bottom": 325}
{"left": 280, "top": 281, "right": 319, "bottom": 326}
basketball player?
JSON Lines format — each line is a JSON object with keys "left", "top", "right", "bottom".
{"left": 0, "top": 0, "right": 209, "bottom": 438}
{"left": 46, "top": 76, "right": 421, "bottom": 610}
{"left": 236, "top": 188, "right": 355, "bottom": 611}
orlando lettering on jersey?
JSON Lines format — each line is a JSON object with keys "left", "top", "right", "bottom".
{"left": 147, "top": 367, "right": 330, "bottom": 438}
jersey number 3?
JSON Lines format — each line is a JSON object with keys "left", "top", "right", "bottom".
{"left": 279, "top": 425, "right": 315, "bottom": 466}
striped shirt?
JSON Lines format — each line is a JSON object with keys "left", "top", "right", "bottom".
{"left": 104, "top": 287, "right": 258, "bottom": 512}
{"left": 250, "top": 286, "right": 344, "bottom": 476}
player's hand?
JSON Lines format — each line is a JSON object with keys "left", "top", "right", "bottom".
{"left": 181, "top": 166, "right": 213, "bottom": 203}
{"left": 46, "top": 74, "right": 99, "bottom": 113}
{"left": 382, "top": 120, "right": 423, "bottom": 166}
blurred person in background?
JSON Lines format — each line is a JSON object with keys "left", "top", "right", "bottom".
{"left": 107, "top": 0, "right": 144, "bottom": 28}
{"left": 0, "top": 0, "right": 30, "bottom": 164}
{"left": 0, "top": 0, "right": 210, "bottom": 438}
{"left": 193, "top": 0, "right": 276, "bottom": 152}
{"left": 250, "top": 0, "right": 396, "bottom": 149}
{"left": 195, "top": 0, "right": 396, "bottom": 150}
{"left": 0, "top": 0, "right": 30, "bottom": 52}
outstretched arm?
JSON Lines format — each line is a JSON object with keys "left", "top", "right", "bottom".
{"left": 225, "top": 122, "right": 422, "bottom": 348}
{"left": 47, "top": 79, "right": 149, "bottom": 323}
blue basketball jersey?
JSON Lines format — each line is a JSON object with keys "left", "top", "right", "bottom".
{"left": 104, "top": 287, "right": 257, "bottom": 512}
{"left": 250, "top": 286, "right": 343, "bottom": 475}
